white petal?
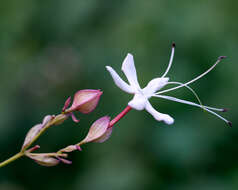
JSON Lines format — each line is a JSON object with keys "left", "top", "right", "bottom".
{"left": 145, "top": 101, "right": 174, "bottom": 125}
{"left": 128, "top": 94, "right": 147, "bottom": 111}
{"left": 106, "top": 66, "right": 134, "bottom": 94}
{"left": 143, "top": 77, "right": 169, "bottom": 97}
{"left": 121, "top": 53, "right": 141, "bottom": 89}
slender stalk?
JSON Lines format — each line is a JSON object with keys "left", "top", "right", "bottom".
{"left": 0, "top": 113, "right": 68, "bottom": 168}
{"left": 0, "top": 152, "right": 24, "bottom": 168}
{"left": 109, "top": 106, "right": 132, "bottom": 128}
{"left": 22, "top": 113, "right": 68, "bottom": 151}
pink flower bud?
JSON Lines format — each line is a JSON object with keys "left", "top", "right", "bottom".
{"left": 93, "top": 127, "right": 113, "bottom": 143}
{"left": 21, "top": 115, "right": 53, "bottom": 151}
{"left": 67, "top": 89, "right": 102, "bottom": 114}
{"left": 26, "top": 153, "right": 60, "bottom": 167}
{"left": 80, "top": 116, "right": 112, "bottom": 144}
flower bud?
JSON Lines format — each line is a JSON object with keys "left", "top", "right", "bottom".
{"left": 21, "top": 115, "right": 53, "bottom": 151}
{"left": 60, "top": 145, "right": 82, "bottom": 153}
{"left": 93, "top": 127, "right": 113, "bottom": 143}
{"left": 80, "top": 116, "right": 112, "bottom": 144}
{"left": 53, "top": 114, "right": 69, "bottom": 125}
{"left": 26, "top": 153, "right": 60, "bottom": 167}
{"left": 66, "top": 89, "right": 102, "bottom": 114}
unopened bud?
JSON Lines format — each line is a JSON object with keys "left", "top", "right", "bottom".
{"left": 66, "top": 89, "right": 102, "bottom": 114}
{"left": 60, "top": 145, "right": 82, "bottom": 153}
{"left": 80, "top": 116, "right": 111, "bottom": 144}
{"left": 26, "top": 153, "right": 60, "bottom": 167}
{"left": 53, "top": 114, "right": 69, "bottom": 125}
{"left": 21, "top": 115, "right": 53, "bottom": 150}
{"left": 93, "top": 127, "right": 113, "bottom": 143}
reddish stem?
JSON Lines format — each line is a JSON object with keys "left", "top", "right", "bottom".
{"left": 27, "top": 145, "right": 40, "bottom": 153}
{"left": 109, "top": 106, "right": 132, "bottom": 128}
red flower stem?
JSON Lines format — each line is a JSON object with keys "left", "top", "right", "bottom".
{"left": 109, "top": 106, "right": 132, "bottom": 128}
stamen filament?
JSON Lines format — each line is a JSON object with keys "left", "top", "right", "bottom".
{"left": 157, "top": 57, "right": 225, "bottom": 95}
{"left": 154, "top": 94, "right": 230, "bottom": 125}
{"left": 159, "top": 82, "right": 224, "bottom": 112}
{"left": 166, "top": 81, "right": 203, "bottom": 107}
{"left": 161, "top": 43, "right": 175, "bottom": 78}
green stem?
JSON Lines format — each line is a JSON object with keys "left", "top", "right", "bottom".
{"left": 0, "top": 113, "right": 69, "bottom": 168}
{"left": 0, "top": 152, "right": 24, "bottom": 168}
{"left": 22, "top": 113, "right": 68, "bottom": 151}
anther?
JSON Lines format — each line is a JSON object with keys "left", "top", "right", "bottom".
{"left": 228, "top": 121, "right": 232, "bottom": 127}
{"left": 172, "top": 42, "right": 176, "bottom": 48}
{"left": 222, "top": 108, "right": 229, "bottom": 112}
{"left": 218, "top": 56, "right": 227, "bottom": 60}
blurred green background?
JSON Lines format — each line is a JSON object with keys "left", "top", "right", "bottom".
{"left": 0, "top": 0, "right": 237, "bottom": 189}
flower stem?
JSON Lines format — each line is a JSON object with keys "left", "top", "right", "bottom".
{"left": 109, "top": 106, "right": 132, "bottom": 128}
{"left": 22, "top": 113, "right": 68, "bottom": 151}
{"left": 0, "top": 113, "right": 69, "bottom": 168}
{"left": 0, "top": 152, "right": 24, "bottom": 168}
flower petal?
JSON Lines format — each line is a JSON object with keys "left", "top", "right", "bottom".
{"left": 145, "top": 101, "right": 174, "bottom": 125}
{"left": 143, "top": 77, "right": 169, "bottom": 97}
{"left": 128, "top": 94, "right": 147, "bottom": 111}
{"left": 106, "top": 66, "right": 134, "bottom": 94}
{"left": 121, "top": 53, "right": 141, "bottom": 89}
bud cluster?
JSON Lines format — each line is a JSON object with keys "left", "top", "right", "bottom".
{"left": 19, "top": 89, "right": 114, "bottom": 167}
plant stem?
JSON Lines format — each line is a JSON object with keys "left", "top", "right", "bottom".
{"left": 0, "top": 113, "right": 69, "bottom": 168}
{"left": 109, "top": 106, "right": 132, "bottom": 128}
{"left": 22, "top": 113, "right": 68, "bottom": 151}
{"left": 0, "top": 152, "right": 24, "bottom": 168}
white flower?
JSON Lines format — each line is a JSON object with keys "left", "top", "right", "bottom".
{"left": 106, "top": 43, "right": 231, "bottom": 126}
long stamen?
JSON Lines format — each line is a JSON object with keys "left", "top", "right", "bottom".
{"left": 166, "top": 81, "right": 203, "bottom": 108}
{"left": 157, "top": 56, "right": 226, "bottom": 94}
{"left": 162, "top": 82, "right": 225, "bottom": 112}
{"left": 154, "top": 94, "right": 231, "bottom": 127}
{"left": 161, "top": 42, "right": 175, "bottom": 78}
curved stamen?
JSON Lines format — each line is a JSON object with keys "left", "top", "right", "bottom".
{"left": 159, "top": 82, "right": 224, "bottom": 112}
{"left": 165, "top": 81, "right": 203, "bottom": 108}
{"left": 161, "top": 42, "right": 175, "bottom": 78}
{"left": 153, "top": 94, "right": 231, "bottom": 126}
{"left": 157, "top": 56, "right": 226, "bottom": 94}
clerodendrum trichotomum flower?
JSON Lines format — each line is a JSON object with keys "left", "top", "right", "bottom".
{"left": 106, "top": 43, "right": 231, "bottom": 127}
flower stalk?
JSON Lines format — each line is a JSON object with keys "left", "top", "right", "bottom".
{"left": 0, "top": 113, "right": 69, "bottom": 168}
{"left": 109, "top": 106, "right": 132, "bottom": 128}
{"left": 0, "top": 152, "right": 24, "bottom": 168}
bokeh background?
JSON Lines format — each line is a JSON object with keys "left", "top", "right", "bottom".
{"left": 0, "top": 0, "right": 237, "bottom": 189}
